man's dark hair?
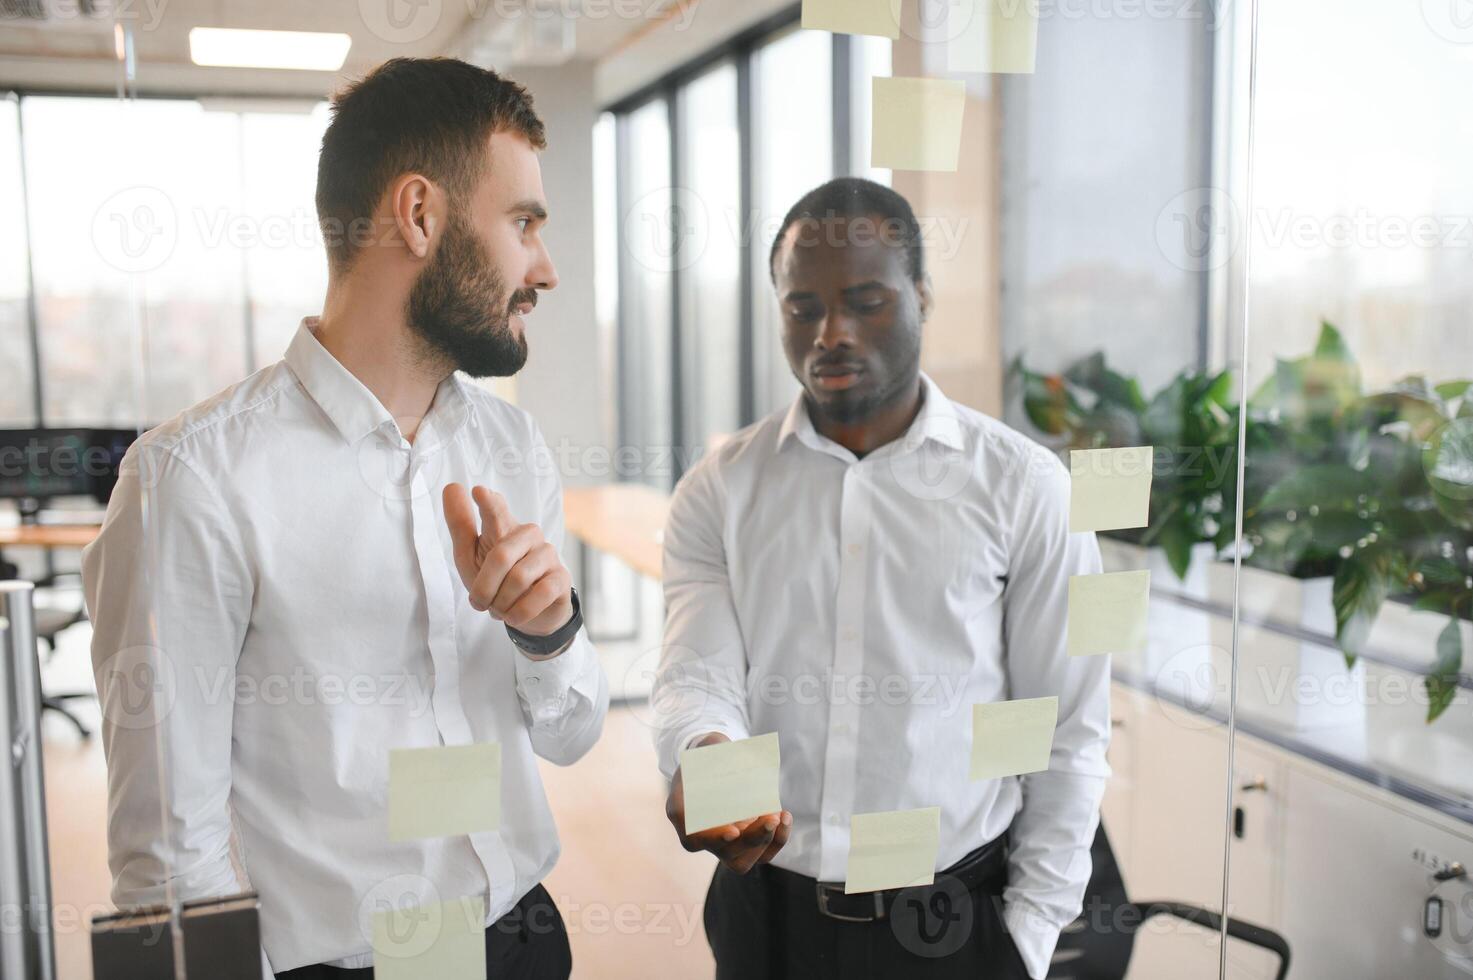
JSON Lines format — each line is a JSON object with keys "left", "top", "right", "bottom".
{"left": 767, "top": 177, "right": 925, "bottom": 283}
{"left": 316, "top": 57, "right": 546, "bottom": 272}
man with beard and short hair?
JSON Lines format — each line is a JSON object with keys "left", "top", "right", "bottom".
{"left": 83, "top": 58, "right": 607, "bottom": 979}
{"left": 654, "top": 177, "right": 1110, "bottom": 979}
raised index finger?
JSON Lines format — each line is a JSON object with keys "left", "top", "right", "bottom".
{"left": 442, "top": 482, "right": 480, "bottom": 587}
{"left": 471, "top": 485, "right": 517, "bottom": 543}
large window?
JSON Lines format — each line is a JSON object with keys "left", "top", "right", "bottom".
{"left": 0, "top": 96, "right": 33, "bottom": 426}
{"left": 606, "top": 17, "right": 886, "bottom": 485}
{"left": 5, "top": 93, "right": 327, "bottom": 427}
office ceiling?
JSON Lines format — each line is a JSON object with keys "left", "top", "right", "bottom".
{"left": 0, "top": 0, "right": 664, "bottom": 97}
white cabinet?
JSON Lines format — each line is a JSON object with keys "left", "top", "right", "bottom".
{"left": 1106, "top": 680, "right": 1473, "bottom": 979}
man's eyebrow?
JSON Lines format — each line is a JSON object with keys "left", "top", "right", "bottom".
{"left": 507, "top": 199, "right": 548, "bottom": 220}
{"left": 840, "top": 280, "right": 887, "bottom": 296}
{"left": 781, "top": 290, "right": 818, "bottom": 303}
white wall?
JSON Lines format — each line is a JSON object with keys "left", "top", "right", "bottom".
{"left": 502, "top": 60, "right": 610, "bottom": 485}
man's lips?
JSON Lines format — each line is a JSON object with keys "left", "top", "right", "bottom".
{"left": 810, "top": 362, "right": 865, "bottom": 391}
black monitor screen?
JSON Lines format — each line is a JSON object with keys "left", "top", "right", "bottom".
{"left": 0, "top": 427, "right": 141, "bottom": 505}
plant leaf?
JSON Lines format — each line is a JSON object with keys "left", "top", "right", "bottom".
{"left": 1425, "top": 619, "right": 1464, "bottom": 723}
{"left": 1333, "top": 552, "right": 1390, "bottom": 660}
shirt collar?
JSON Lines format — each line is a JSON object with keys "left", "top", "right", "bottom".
{"left": 777, "top": 372, "right": 967, "bottom": 457}
{"left": 283, "top": 317, "right": 472, "bottom": 446}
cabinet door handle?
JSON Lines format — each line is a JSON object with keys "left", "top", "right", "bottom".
{"left": 1239, "top": 776, "right": 1268, "bottom": 793}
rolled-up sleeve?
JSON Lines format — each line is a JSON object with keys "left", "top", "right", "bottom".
{"left": 1000, "top": 447, "right": 1112, "bottom": 979}
{"left": 81, "top": 443, "right": 252, "bottom": 910}
{"left": 514, "top": 426, "right": 609, "bottom": 766}
{"left": 652, "top": 458, "right": 752, "bottom": 780}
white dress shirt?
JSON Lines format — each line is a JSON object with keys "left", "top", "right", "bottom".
{"left": 653, "top": 374, "right": 1110, "bottom": 979}
{"left": 82, "top": 319, "right": 608, "bottom": 972}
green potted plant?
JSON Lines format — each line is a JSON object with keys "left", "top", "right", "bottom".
{"left": 1012, "top": 322, "right": 1472, "bottom": 723}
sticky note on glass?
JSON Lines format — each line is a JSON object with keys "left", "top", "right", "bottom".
{"left": 970, "top": 696, "right": 1058, "bottom": 780}
{"left": 372, "top": 895, "right": 486, "bottom": 980}
{"left": 1069, "top": 446, "right": 1154, "bottom": 532}
{"left": 845, "top": 806, "right": 941, "bottom": 894}
{"left": 871, "top": 77, "right": 968, "bottom": 172}
{"left": 801, "top": 0, "right": 901, "bottom": 38}
{"left": 388, "top": 743, "right": 501, "bottom": 842}
{"left": 1068, "top": 570, "right": 1150, "bottom": 657}
{"left": 947, "top": 0, "right": 1039, "bottom": 74}
{"left": 680, "top": 732, "right": 782, "bottom": 833}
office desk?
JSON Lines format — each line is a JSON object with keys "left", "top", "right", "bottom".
{"left": 562, "top": 484, "right": 669, "bottom": 642}
{"left": 0, "top": 524, "right": 101, "bottom": 550}
{"left": 562, "top": 484, "right": 669, "bottom": 581}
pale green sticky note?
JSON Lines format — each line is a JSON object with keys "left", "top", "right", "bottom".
{"left": 388, "top": 743, "right": 501, "bottom": 842}
{"left": 801, "top": 0, "right": 901, "bottom": 39}
{"left": 1068, "top": 570, "right": 1151, "bottom": 657}
{"left": 871, "top": 77, "right": 968, "bottom": 172}
{"left": 845, "top": 806, "right": 942, "bottom": 894}
{"left": 947, "top": 0, "right": 1039, "bottom": 74}
{"left": 970, "top": 696, "right": 1058, "bottom": 780}
{"left": 1069, "top": 446, "right": 1154, "bottom": 532}
{"left": 680, "top": 732, "right": 782, "bottom": 834}
{"left": 372, "top": 895, "right": 486, "bottom": 980}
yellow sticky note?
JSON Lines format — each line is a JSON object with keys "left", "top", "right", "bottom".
{"left": 845, "top": 806, "right": 942, "bottom": 894}
{"left": 372, "top": 895, "right": 486, "bottom": 980}
{"left": 1069, "top": 446, "right": 1154, "bottom": 532}
{"left": 680, "top": 732, "right": 782, "bottom": 834}
{"left": 947, "top": 0, "right": 1039, "bottom": 74}
{"left": 970, "top": 696, "right": 1058, "bottom": 780}
{"left": 388, "top": 743, "right": 501, "bottom": 842}
{"left": 1068, "top": 570, "right": 1150, "bottom": 657}
{"left": 801, "top": 0, "right": 901, "bottom": 39}
{"left": 871, "top": 77, "right": 968, "bottom": 172}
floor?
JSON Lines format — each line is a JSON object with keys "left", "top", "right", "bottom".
{"left": 35, "top": 567, "right": 715, "bottom": 980}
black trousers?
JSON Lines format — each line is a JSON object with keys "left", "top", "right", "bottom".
{"left": 704, "top": 846, "right": 1032, "bottom": 980}
{"left": 275, "top": 883, "right": 571, "bottom": 980}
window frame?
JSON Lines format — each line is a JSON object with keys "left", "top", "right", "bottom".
{"left": 603, "top": 6, "right": 862, "bottom": 485}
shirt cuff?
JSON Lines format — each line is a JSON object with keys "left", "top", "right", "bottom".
{"left": 1003, "top": 898, "right": 1064, "bottom": 980}
{"left": 513, "top": 630, "right": 599, "bottom": 726}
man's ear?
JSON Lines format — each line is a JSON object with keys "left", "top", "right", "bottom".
{"left": 916, "top": 274, "right": 935, "bottom": 323}
{"left": 389, "top": 173, "right": 440, "bottom": 260}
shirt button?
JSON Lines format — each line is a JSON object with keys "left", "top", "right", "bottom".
{"left": 847, "top": 543, "right": 863, "bottom": 558}
{"left": 828, "top": 813, "right": 842, "bottom": 826}
{"left": 833, "top": 723, "right": 849, "bottom": 736}
{"left": 526, "top": 675, "right": 540, "bottom": 685}
{"left": 841, "top": 628, "right": 858, "bottom": 643}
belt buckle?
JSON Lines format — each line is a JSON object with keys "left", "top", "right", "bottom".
{"left": 815, "top": 883, "right": 886, "bottom": 922}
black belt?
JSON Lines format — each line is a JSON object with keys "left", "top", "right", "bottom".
{"left": 779, "top": 835, "right": 1008, "bottom": 924}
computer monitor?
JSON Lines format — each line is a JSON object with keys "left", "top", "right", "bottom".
{"left": 0, "top": 427, "right": 141, "bottom": 519}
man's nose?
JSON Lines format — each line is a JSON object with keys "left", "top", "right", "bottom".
{"left": 529, "top": 240, "right": 558, "bottom": 292}
{"left": 814, "top": 311, "right": 858, "bottom": 350}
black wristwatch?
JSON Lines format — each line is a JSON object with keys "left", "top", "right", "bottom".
{"left": 505, "top": 587, "right": 582, "bottom": 657}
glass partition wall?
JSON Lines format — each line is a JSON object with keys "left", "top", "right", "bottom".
{"left": 1224, "top": 2, "right": 1473, "bottom": 977}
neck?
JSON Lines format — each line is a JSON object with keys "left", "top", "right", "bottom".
{"left": 315, "top": 267, "right": 447, "bottom": 443}
{"left": 810, "top": 375, "right": 924, "bottom": 458}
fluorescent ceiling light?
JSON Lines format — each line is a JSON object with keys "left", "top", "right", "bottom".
{"left": 189, "top": 28, "right": 351, "bottom": 72}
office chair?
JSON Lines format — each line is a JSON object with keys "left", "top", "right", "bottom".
{"left": 5, "top": 554, "right": 94, "bottom": 739}
{"left": 35, "top": 603, "right": 94, "bottom": 739}
{"left": 1048, "top": 825, "right": 1291, "bottom": 980}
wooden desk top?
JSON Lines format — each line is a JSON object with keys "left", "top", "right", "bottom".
{"left": 562, "top": 484, "right": 670, "bottom": 581}
{"left": 0, "top": 524, "right": 101, "bottom": 549}
{"left": 0, "top": 485, "right": 673, "bottom": 575}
